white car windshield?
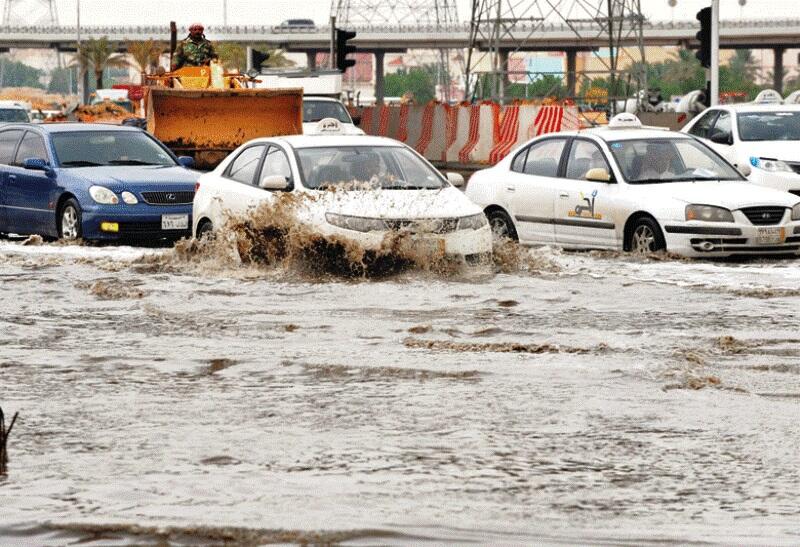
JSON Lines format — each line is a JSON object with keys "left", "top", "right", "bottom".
{"left": 303, "top": 101, "right": 352, "bottom": 124}
{"left": 296, "top": 146, "right": 446, "bottom": 190}
{"left": 608, "top": 138, "right": 743, "bottom": 184}
{"left": 0, "top": 108, "right": 29, "bottom": 122}
{"left": 737, "top": 111, "right": 800, "bottom": 141}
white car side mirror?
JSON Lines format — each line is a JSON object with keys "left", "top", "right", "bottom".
{"left": 585, "top": 167, "right": 612, "bottom": 183}
{"left": 259, "top": 175, "right": 290, "bottom": 190}
{"left": 446, "top": 172, "right": 465, "bottom": 188}
{"left": 737, "top": 163, "right": 752, "bottom": 177}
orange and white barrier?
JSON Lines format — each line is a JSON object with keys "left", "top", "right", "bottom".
{"left": 490, "top": 105, "right": 580, "bottom": 163}
{"left": 421, "top": 104, "right": 450, "bottom": 163}
{"left": 414, "top": 102, "right": 436, "bottom": 156}
{"left": 375, "top": 104, "right": 391, "bottom": 137}
{"left": 445, "top": 103, "right": 499, "bottom": 165}
{"left": 359, "top": 106, "right": 377, "bottom": 135}
{"left": 396, "top": 104, "right": 410, "bottom": 143}
{"left": 403, "top": 104, "right": 428, "bottom": 150}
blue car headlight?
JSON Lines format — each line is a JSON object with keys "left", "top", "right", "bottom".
{"left": 89, "top": 185, "right": 119, "bottom": 205}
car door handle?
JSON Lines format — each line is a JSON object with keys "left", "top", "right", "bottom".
{"left": 559, "top": 192, "right": 569, "bottom": 198}
{"left": 506, "top": 186, "right": 515, "bottom": 192}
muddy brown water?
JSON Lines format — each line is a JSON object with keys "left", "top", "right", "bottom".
{"left": 1, "top": 237, "right": 800, "bottom": 545}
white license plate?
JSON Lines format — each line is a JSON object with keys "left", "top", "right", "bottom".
{"left": 756, "top": 227, "right": 785, "bottom": 245}
{"left": 161, "top": 214, "right": 188, "bottom": 230}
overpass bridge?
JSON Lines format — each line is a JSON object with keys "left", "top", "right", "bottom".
{"left": 1, "top": 18, "right": 798, "bottom": 51}
{"left": 1, "top": 17, "right": 798, "bottom": 96}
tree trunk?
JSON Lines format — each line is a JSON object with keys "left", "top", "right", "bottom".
{"left": 95, "top": 69, "right": 103, "bottom": 91}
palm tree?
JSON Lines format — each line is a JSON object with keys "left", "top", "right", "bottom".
{"left": 127, "top": 40, "right": 164, "bottom": 84}
{"left": 727, "top": 49, "right": 758, "bottom": 82}
{"left": 216, "top": 43, "right": 296, "bottom": 72}
{"left": 72, "top": 37, "right": 131, "bottom": 90}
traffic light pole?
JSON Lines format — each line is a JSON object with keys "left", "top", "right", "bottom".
{"left": 710, "top": 0, "right": 719, "bottom": 106}
{"left": 330, "top": 16, "right": 336, "bottom": 70}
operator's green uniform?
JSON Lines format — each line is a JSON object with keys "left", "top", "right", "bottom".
{"left": 173, "top": 36, "right": 218, "bottom": 69}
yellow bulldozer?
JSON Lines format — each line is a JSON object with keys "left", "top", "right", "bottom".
{"left": 142, "top": 65, "right": 303, "bottom": 169}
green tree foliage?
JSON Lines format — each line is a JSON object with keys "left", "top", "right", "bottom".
{"left": 47, "top": 67, "right": 78, "bottom": 94}
{"left": 384, "top": 66, "right": 436, "bottom": 103}
{"left": 71, "top": 37, "right": 131, "bottom": 90}
{"left": 0, "top": 57, "right": 44, "bottom": 88}
{"left": 216, "top": 43, "right": 295, "bottom": 72}
{"left": 505, "top": 75, "right": 566, "bottom": 100}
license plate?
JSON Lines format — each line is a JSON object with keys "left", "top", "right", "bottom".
{"left": 161, "top": 214, "right": 188, "bottom": 230}
{"left": 756, "top": 227, "right": 785, "bottom": 245}
{"left": 412, "top": 237, "right": 446, "bottom": 257}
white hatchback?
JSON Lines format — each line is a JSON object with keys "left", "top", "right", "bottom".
{"left": 681, "top": 102, "right": 800, "bottom": 198}
{"left": 193, "top": 134, "right": 492, "bottom": 265}
{"left": 466, "top": 114, "right": 800, "bottom": 258}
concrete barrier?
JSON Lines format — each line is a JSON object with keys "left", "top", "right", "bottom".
{"left": 414, "top": 102, "right": 436, "bottom": 156}
{"left": 423, "top": 104, "right": 450, "bottom": 163}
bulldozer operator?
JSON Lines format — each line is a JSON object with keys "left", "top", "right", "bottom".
{"left": 171, "top": 22, "right": 219, "bottom": 70}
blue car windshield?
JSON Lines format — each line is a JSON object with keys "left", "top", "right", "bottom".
{"left": 52, "top": 131, "right": 176, "bottom": 167}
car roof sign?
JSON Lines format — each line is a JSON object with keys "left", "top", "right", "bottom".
{"left": 753, "top": 89, "right": 783, "bottom": 105}
{"left": 607, "top": 112, "right": 643, "bottom": 129}
{"left": 308, "top": 117, "right": 343, "bottom": 135}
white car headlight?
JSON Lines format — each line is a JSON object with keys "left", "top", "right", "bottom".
{"left": 89, "top": 185, "right": 119, "bottom": 205}
{"left": 685, "top": 204, "right": 734, "bottom": 222}
{"left": 326, "top": 213, "right": 387, "bottom": 232}
{"left": 457, "top": 213, "right": 488, "bottom": 230}
{"left": 121, "top": 191, "right": 138, "bottom": 205}
{"left": 749, "top": 157, "right": 794, "bottom": 173}
{"left": 792, "top": 203, "right": 800, "bottom": 221}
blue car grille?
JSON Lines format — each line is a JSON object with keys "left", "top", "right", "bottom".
{"left": 141, "top": 191, "right": 194, "bottom": 205}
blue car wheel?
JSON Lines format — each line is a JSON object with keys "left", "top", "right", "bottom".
{"left": 59, "top": 198, "right": 82, "bottom": 241}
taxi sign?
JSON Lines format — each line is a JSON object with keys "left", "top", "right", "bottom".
{"left": 608, "top": 112, "right": 643, "bottom": 129}
{"left": 753, "top": 89, "right": 783, "bottom": 104}
{"left": 311, "top": 117, "right": 343, "bottom": 135}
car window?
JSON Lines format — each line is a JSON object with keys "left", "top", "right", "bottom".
{"left": 0, "top": 109, "right": 29, "bottom": 123}
{"left": 259, "top": 146, "right": 292, "bottom": 185}
{"left": 13, "top": 131, "right": 48, "bottom": 166}
{"left": 227, "top": 145, "right": 265, "bottom": 185}
{"left": 710, "top": 111, "right": 732, "bottom": 140}
{"left": 295, "top": 146, "right": 445, "bottom": 190}
{"left": 737, "top": 111, "right": 800, "bottom": 141}
{"left": 0, "top": 129, "right": 24, "bottom": 165}
{"left": 687, "top": 110, "right": 719, "bottom": 139}
{"left": 608, "top": 138, "right": 742, "bottom": 183}
{"left": 52, "top": 131, "right": 175, "bottom": 167}
{"left": 303, "top": 101, "right": 352, "bottom": 124}
{"left": 523, "top": 139, "right": 566, "bottom": 177}
{"left": 510, "top": 147, "right": 527, "bottom": 173}
{"left": 565, "top": 140, "right": 610, "bottom": 180}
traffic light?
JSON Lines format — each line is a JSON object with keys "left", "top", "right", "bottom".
{"left": 250, "top": 49, "right": 271, "bottom": 71}
{"left": 695, "top": 7, "right": 711, "bottom": 68}
{"left": 335, "top": 28, "right": 357, "bottom": 73}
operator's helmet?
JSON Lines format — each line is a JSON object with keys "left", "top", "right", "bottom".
{"left": 189, "top": 22, "right": 205, "bottom": 32}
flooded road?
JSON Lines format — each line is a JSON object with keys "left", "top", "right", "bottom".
{"left": 1, "top": 240, "right": 799, "bottom": 545}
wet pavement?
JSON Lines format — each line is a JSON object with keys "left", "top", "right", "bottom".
{"left": 1, "top": 240, "right": 799, "bottom": 545}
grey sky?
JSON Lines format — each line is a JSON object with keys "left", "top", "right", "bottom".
{"left": 41, "top": 0, "right": 800, "bottom": 27}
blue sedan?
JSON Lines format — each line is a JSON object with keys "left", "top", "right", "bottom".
{"left": 0, "top": 123, "right": 198, "bottom": 242}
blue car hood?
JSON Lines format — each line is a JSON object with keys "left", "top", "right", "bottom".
{"left": 65, "top": 165, "right": 198, "bottom": 191}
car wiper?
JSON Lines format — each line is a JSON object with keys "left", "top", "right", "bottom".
{"left": 108, "top": 159, "right": 160, "bottom": 165}
{"left": 61, "top": 160, "right": 103, "bottom": 167}
{"left": 630, "top": 178, "right": 675, "bottom": 184}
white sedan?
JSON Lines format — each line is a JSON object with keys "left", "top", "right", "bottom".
{"left": 193, "top": 131, "right": 492, "bottom": 266}
{"left": 681, "top": 101, "right": 800, "bottom": 197}
{"left": 466, "top": 114, "right": 800, "bottom": 258}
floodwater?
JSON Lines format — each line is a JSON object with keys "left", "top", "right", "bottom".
{"left": 1, "top": 235, "right": 800, "bottom": 545}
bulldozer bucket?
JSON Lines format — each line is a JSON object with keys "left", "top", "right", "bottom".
{"left": 146, "top": 87, "right": 303, "bottom": 169}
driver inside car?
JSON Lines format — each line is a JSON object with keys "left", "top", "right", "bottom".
{"left": 640, "top": 144, "right": 677, "bottom": 180}
{"left": 350, "top": 153, "right": 382, "bottom": 185}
